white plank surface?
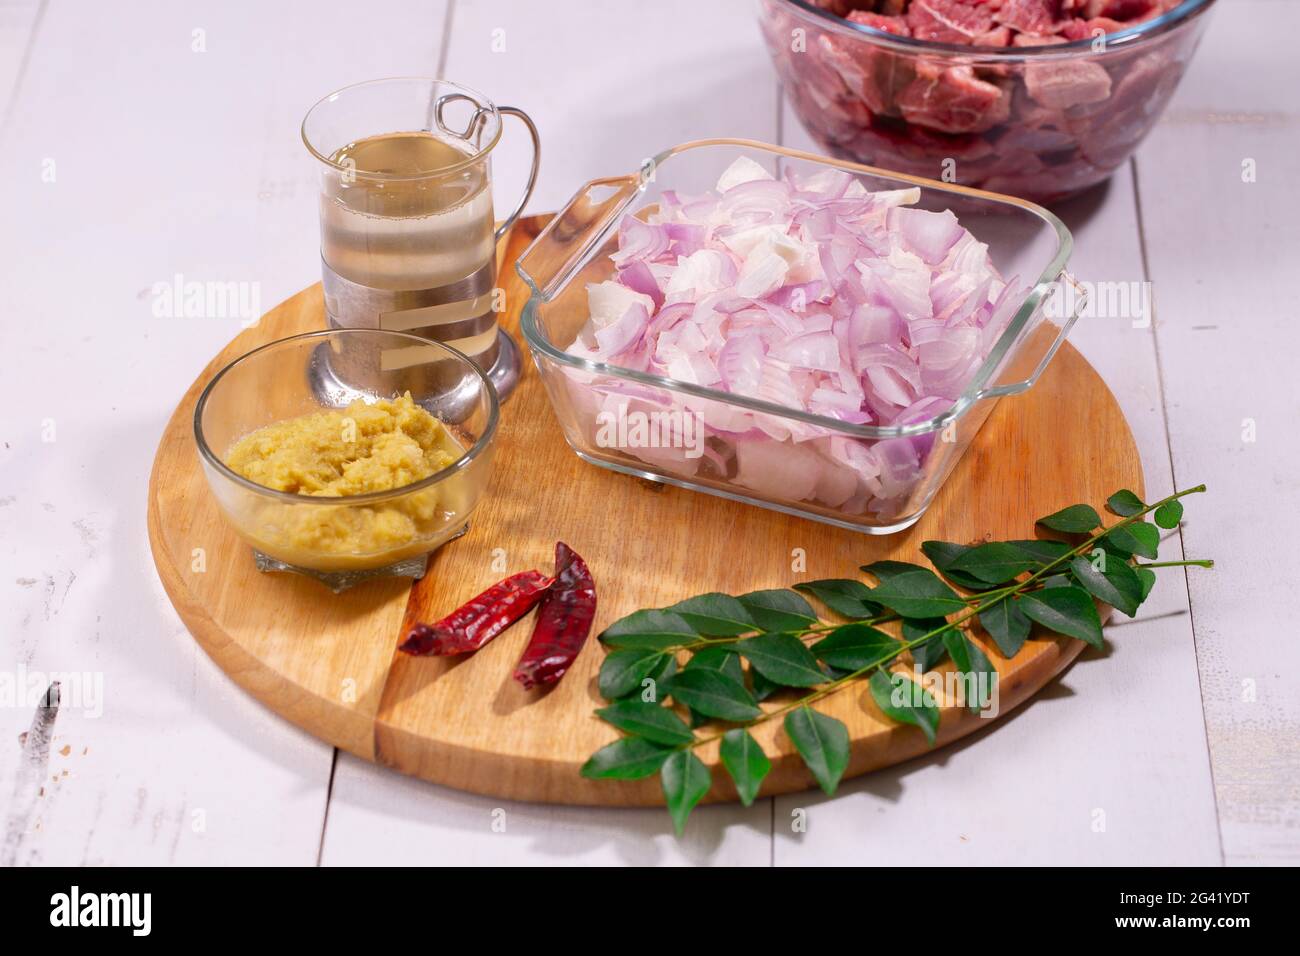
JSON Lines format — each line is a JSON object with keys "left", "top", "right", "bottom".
{"left": 440, "top": 0, "right": 782, "bottom": 217}
{"left": 0, "top": 0, "right": 449, "bottom": 865}
{"left": 2, "top": 0, "right": 1292, "bottom": 866}
{"left": 0, "top": 0, "right": 43, "bottom": 125}
{"left": 1132, "top": 0, "right": 1300, "bottom": 865}
{"left": 320, "top": 753, "right": 770, "bottom": 866}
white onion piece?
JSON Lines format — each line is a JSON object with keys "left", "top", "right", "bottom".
{"left": 812, "top": 451, "right": 859, "bottom": 507}
{"left": 734, "top": 439, "right": 820, "bottom": 502}
{"left": 618, "top": 260, "right": 663, "bottom": 310}
{"left": 772, "top": 330, "right": 841, "bottom": 372}
{"left": 720, "top": 179, "right": 792, "bottom": 224}
{"left": 873, "top": 187, "right": 922, "bottom": 208}
{"left": 717, "top": 332, "right": 765, "bottom": 397}
{"left": 591, "top": 303, "right": 649, "bottom": 357}
{"left": 586, "top": 280, "right": 655, "bottom": 331}
{"left": 609, "top": 217, "right": 669, "bottom": 266}
{"left": 664, "top": 250, "right": 736, "bottom": 300}
{"left": 717, "top": 155, "right": 775, "bottom": 192}
{"left": 735, "top": 248, "right": 790, "bottom": 299}
{"left": 888, "top": 207, "right": 965, "bottom": 265}
{"left": 944, "top": 233, "right": 992, "bottom": 276}
{"left": 665, "top": 222, "right": 707, "bottom": 257}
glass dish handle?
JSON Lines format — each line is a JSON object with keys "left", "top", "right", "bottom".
{"left": 976, "top": 272, "right": 1086, "bottom": 400}
{"left": 515, "top": 172, "right": 643, "bottom": 301}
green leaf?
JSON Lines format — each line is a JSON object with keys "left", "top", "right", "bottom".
{"left": 919, "top": 540, "right": 969, "bottom": 568}
{"left": 868, "top": 670, "right": 940, "bottom": 745}
{"left": 595, "top": 700, "right": 696, "bottom": 746}
{"left": 865, "top": 566, "right": 967, "bottom": 618}
{"left": 1094, "top": 535, "right": 1135, "bottom": 562}
{"left": 910, "top": 636, "right": 948, "bottom": 671}
{"left": 661, "top": 750, "right": 711, "bottom": 836}
{"left": 719, "top": 729, "right": 771, "bottom": 806}
{"left": 784, "top": 706, "right": 850, "bottom": 796}
{"left": 1070, "top": 554, "right": 1142, "bottom": 617}
{"left": 1105, "top": 520, "right": 1160, "bottom": 560}
{"left": 941, "top": 631, "right": 997, "bottom": 712}
{"left": 948, "top": 541, "right": 1038, "bottom": 585}
{"left": 978, "top": 600, "right": 1031, "bottom": 657}
{"left": 1007, "top": 539, "right": 1073, "bottom": 566}
{"left": 600, "top": 609, "right": 697, "bottom": 649}
{"left": 920, "top": 541, "right": 990, "bottom": 591}
{"left": 685, "top": 645, "right": 743, "bottom": 681}
{"left": 1154, "top": 499, "right": 1184, "bottom": 529}
{"left": 598, "top": 649, "right": 670, "bottom": 700}
{"left": 734, "top": 633, "right": 829, "bottom": 688}
{"left": 580, "top": 737, "right": 674, "bottom": 780}
{"left": 663, "top": 668, "right": 761, "bottom": 722}
{"left": 667, "top": 593, "right": 756, "bottom": 636}
{"left": 1043, "top": 574, "right": 1073, "bottom": 588}
{"left": 1019, "top": 586, "right": 1104, "bottom": 648}
{"left": 1106, "top": 489, "right": 1145, "bottom": 517}
{"left": 1135, "top": 566, "right": 1157, "bottom": 602}
{"left": 900, "top": 617, "right": 949, "bottom": 671}
{"left": 737, "top": 589, "right": 818, "bottom": 631}
{"left": 642, "top": 653, "right": 678, "bottom": 700}
{"left": 811, "top": 623, "right": 900, "bottom": 671}
{"left": 683, "top": 645, "right": 742, "bottom": 724}
{"left": 1129, "top": 521, "right": 1162, "bottom": 558}
{"left": 1036, "top": 503, "right": 1102, "bottom": 533}
{"left": 794, "top": 579, "right": 882, "bottom": 619}
{"left": 862, "top": 560, "right": 928, "bottom": 583}
{"left": 750, "top": 669, "right": 781, "bottom": 703}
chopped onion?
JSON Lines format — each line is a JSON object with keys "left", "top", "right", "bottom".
{"left": 618, "top": 260, "right": 663, "bottom": 310}
{"left": 609, "top": 217, "right": 669, "bottom": 267}
{"left": 888, "top": 207, "right": 965, "bottom": 265}
{"left": 591, "top": 302, "right": 648, "bottom": 358}
{"left": 566, "top": 156, "right": 1027, "bottom": 518}
{"left": 772, "top": 330, "right": 841, "bottom": 372}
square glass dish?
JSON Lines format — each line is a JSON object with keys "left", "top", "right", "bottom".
{"left": 516, "top": 139, "right": 1083, "bottom": 533}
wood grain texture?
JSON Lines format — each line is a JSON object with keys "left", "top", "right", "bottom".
{"left": 148, "top": 213, "right": 1144, "bottom": 807}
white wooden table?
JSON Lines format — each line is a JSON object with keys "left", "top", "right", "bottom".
{"left": 1, "top": 0, "right": 1293, "bottom": 866}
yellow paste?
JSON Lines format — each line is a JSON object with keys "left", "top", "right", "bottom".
{"left": 223, "top": 393, "right": 466, "bottom": 568}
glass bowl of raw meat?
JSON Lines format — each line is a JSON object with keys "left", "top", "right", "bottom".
{"left": 760, "top": 0, "right": 1216, "bottom": 203}
{"left": 517, "top": 140, "right": 1085, "bottom": 534}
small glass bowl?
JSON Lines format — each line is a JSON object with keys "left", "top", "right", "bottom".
{"left": 194, "top": 329, "right": 498, "bottom": 589}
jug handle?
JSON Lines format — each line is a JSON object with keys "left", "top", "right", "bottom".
{"left": 495, "top": 106, "right": 541, "bottom": 242}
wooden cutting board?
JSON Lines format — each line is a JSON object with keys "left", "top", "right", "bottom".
{"left": 148, "top": 214, "right": 1143, "bottom": 806}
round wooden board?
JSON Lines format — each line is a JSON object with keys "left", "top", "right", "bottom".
{"left": 148, "top": 215, "right": 1143, "bottom": 806}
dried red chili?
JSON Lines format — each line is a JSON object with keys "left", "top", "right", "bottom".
{"left": 513, "top": 542, "right": 597, "bottom": 689}
{"left": 400, "top": 570, "right": 553, "bottom": 656}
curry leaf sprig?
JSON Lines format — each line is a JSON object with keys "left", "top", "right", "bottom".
{"left": 583, "top": 485, "right": 1213, "bottom": 834}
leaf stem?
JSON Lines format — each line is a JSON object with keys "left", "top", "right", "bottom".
{"left": 674, "top": 484, "right": 1213, "bottom": 755}
{"left": 672, "top": 611, "right": 901, "bottom": 652}
{"left": 684, "top": 616, "right": 955, "bottom": 753}
{"left": 1007, "top": 484, "right": 1207, "bottom": 590}
{"left": 1137, "top": 559, "right": 1215, "bottom": 569}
